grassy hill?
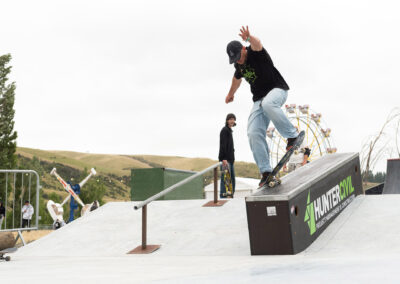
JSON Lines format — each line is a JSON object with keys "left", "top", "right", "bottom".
{"left": 16, "top": 147, "right": 260, "bottom": 203}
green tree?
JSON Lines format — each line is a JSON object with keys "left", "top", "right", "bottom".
{"left": 0, "top": 54, "right": 18, "bottom": 228}
{"left": 79, "top": 168, "right": 106, "bottom": 205}
{"left": 374, "top": 172, "right": 386, "bottom": 183}
{"left": 0, "top": 54, "right": 18, "bottom": 169}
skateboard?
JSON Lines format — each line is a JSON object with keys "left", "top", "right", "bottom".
{"left": 264, "top": 130, "right": 305, "bottom": 188}
{"left": 0, "top": 247, "right": 17, "bottom": 262}
{"left": 222, "top": 165, "right": 234, "bottom": 198}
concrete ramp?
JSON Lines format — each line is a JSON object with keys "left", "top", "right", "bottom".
{"left": 17, "top": 153, "right": 363, "bottom": 258}
{"left": 7, "top": 194, "right": 400, "bottom": 283}
{"left": 383, "top": 159, "right": 400, "bottom": 194}
{"left": 15, "top": 198, "right": 251, "bottom": 257}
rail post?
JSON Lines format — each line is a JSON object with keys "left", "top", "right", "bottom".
{"left": 142, "top": 205, "right": 147, "bottom": 249}
{"left": 203, "top": 165, "right": 229, "bottom": 207}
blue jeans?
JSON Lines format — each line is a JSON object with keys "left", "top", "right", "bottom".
{"left": 247, "top": 88, "right": 298, "bottom": 174}
{"left": 220, "top": 162, "right": 235, "bottom": 198}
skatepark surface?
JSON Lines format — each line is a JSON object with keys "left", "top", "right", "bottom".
{"left": 2, "top": 195, "right": 400, "bottom": 283}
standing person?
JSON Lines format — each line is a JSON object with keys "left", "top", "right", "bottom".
{"left": 225, "top": 26, "right": 300, "bottom": 187}
{"left": 21, "top": 201, "right": 34, "bottom": 228}
{"left": 0, "top": 202, "right": 5, "bottom": 229}
{"left": 218, "top": 113, "right": 236, "bottom": 198}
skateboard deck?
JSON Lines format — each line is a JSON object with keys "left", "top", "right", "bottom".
{"left": 222, "top": 165, "right": 233, "bottom": 198}
{"left": 0, "top": 247, "right": 17, "bottom": 262}
{"left": 264, "top": 130, "right": 305, "bottom": 188}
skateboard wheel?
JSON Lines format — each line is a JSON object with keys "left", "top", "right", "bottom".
{"left": 268, "top": 181, "right": 275, "bottom": 187}
{"left": 5, "top": 256, "right": 10, "bottom": 261}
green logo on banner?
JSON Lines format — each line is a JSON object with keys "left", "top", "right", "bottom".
{"left": 304, "top": 191, "right": 316, "bottom": 235}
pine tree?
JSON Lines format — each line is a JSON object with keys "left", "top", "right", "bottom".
{"left": 0, "top": 54, "right": 18, "bottom": 169}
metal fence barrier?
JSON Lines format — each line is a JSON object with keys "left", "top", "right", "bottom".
{"left": 0, "top": 170, "right": 41, "bottom": 246}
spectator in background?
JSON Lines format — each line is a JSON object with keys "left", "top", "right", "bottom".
{"left": 218, "top": 113, "right": 236, "bottom": 198}
{"left": 0, "top": 202, "right": 5, "bottom": 229}
{"left": 21, "top": 200, "right": 34, "bottom": 228}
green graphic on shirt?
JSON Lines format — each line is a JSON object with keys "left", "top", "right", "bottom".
{"left": 241, "top": 65, "right": 257, "bottom": 84}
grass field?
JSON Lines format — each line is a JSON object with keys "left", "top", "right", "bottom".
{"left": 13, "top": 230, "right": 53, "bottom": 246}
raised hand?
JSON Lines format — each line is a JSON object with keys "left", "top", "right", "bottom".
{"left": 239, "top": 26, "right": 250, "bottom": 41}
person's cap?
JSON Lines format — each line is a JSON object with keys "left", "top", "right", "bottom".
{"left": 226, "top": 41, "right": 243, "bottom": 64}
{"left": 25, "top": 200, "right": 29, "bottom": 203}
{"left": 226, "top": 113, "right": 237, "bottom": 126}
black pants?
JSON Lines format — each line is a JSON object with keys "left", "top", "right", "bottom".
{"left": 22, "top": 218, "right": 30, "bottom": 228}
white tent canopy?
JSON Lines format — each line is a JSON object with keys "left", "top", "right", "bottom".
{"left": 204, "top": 177, "right": 260, "bottom": 198}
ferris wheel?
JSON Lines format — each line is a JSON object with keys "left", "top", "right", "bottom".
{"left": 267, "top": 104, "right": 337, "bottom": 169}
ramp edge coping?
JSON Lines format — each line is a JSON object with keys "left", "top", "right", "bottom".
{"left": 245, "top": 152, "right": 359, "bottom": 202}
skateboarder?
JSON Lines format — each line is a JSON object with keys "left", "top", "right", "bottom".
{"left": 218, "top": 113, "right": 236, "bottom": 198}
{"left": 225, "top": 26, "right": 300, "bottom": 187}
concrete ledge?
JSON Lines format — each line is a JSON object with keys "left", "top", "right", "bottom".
{"left": 246, "top": 152, "right": 359, "bottom": 202}
{"left": 245, "top": 153, "right": 363, "bottom": 255}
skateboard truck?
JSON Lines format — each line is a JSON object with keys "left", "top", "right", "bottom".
{"left": 267, "top": 176, "right": 281, "bottom": 188}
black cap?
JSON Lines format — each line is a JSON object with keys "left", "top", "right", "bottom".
{"left": 226, "top": 113, "right": 237, "bottom": 126}
{"left": 226, "top": 41, "right": 242, "bottom": 64}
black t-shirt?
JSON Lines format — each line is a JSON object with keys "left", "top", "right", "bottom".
{"left": 218, "top": 126, "right": 235, "bottom": 163}
{"left": 234, "top": 47, "right": 289, "bottom": 102}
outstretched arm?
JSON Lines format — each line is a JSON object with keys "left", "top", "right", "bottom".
{"left": 225, "top": 76, "right": 242, "bottom": 104}
{"left": 239, "top": 26, "right": 262, "bottom": 51}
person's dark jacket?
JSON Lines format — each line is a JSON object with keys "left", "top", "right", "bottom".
{"left": 218, "top": 126, "right": 235, "bottom": 163}
{"left": 0, "top": 205, "right": 5, "bottom": 217}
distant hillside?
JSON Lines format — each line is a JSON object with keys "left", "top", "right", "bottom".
{"left": 16, "top": 147, "right": 260, "bottom": 202}
{"left": 17, "top": 147, "right": 151, "bottom": 177}
{"left": 14, "top": 147, "right": 260, "bottom": 225}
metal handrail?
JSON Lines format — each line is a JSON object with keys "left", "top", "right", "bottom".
{"left": 130, "top": 162, "right": 223, "bottom": 254}
{"left": 1, "top": 227, "right": 38, "bottom": 232}
{"left": 134, "top": 162, "right": 222, "bottom": 210}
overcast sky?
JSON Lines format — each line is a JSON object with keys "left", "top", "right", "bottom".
{"left": 2, "top": 0, "right": 399, "bottom": 172}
